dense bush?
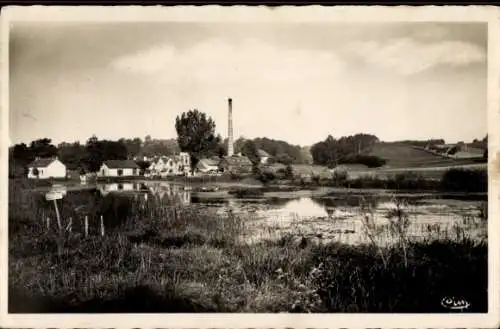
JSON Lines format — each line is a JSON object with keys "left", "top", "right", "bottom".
{"left": 441, "top": 168, "right": 487, "bottom": 193}
{"left": 330, "top": 168, "right": 487, "bottom": 193}
{"left": 256, "top": 170, "right": 277, "bottom": 184}
{"left": 339, "top": 155, "right": 387, "bottom": 168}
{"left": 227, "top": 188, "right": 264, "bottom": 198}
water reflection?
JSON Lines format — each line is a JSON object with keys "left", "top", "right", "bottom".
{"left": 269, "top": 197, "right": 328, "bottom": 218}
{"left": 30, "top": 181, "right": 486, "bottom": 245}
{"left": 97, "top": 182, "right": 191, "bottom": 205}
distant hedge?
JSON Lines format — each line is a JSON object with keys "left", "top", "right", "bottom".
{"left": 440, "top": 168, "right": 487, "bottom": 193}
{"left": 332, "top": 168, "right": 487, "bottom": 193}
{"left": 339, "top": 155, "right": 387, "bottom": 168}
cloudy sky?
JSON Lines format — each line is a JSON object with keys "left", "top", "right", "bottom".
{"left": 9, "top": 21, "right": 487, "bottom": 146}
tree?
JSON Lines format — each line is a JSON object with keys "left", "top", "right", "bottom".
{"left": 29, "top": 138, "right": 58, "bottom": 158}
{"left": 84, "top": 137, "right": 128, "bottom": 173}
{"left": 483, "top": 135, "right": 488, "bottom": 160}
{"left": 175, "top": 109, "right": 221, "bottom": 172}
{"left": 241, "top": 140, "right": 261, "bottom": 164}
{"left": 137, "top": 160, "right": 151, "bottom": 175}
{"left": 58, "top": 141, "right": 87, "bottom": 170}
{"left": 284, "top": 164, "right": 294, "bottom": 180}
{"left": 311, "top": 133, "right": 379, "bottom": 167}
{"left": 120, "top": 137, "right": 142, "bottom": 157}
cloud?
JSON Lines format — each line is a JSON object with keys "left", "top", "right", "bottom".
{"left": 110, "top": 38, "right": 345, "bottom": 90}
{"left": 348, "top": 38, "right": 486, "bottom": 75}
{"left": 412, "top": 24, "right": 450, "bottom": 40}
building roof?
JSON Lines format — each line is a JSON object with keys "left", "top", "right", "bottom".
{"left": 29, "top": 158, "right": 60, "bottom": 168}
{"left": 102, "top": 160, "right": 140, "bottom": 169}
{"left": 258, "top": 149, "right": 271, "bottom": 157}
{"left": 199, "top": 158, "right": 220, "bottom": 167}
{"left": 221, "top": 155, "right": 253, "bottom": 166}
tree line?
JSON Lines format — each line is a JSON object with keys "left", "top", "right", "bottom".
{"left": 310, "top": 134, "right": 381, "bottom": 168}
{"left": 11, "top": 107, "right": 487, "bottom": 177}
{"left": 9, "top": 109, "right": 315, "bottom": 176}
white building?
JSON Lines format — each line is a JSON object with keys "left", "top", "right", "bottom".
{"left": 148, "top": 152, "right": 190, "bottom": 177}
{"left": 257, "top": 149, "right": 271, "bottom": 164}
{"left": 98, "top": 160, "right": 140, "bottom": 177}
{"left": 27, "top": 157, "right": 67, "bottom": 179}
{"left": 196, "top": 157, "right": 221, "bottom": 174}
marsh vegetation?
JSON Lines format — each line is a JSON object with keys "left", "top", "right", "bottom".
{"left": 8, "top": 178, "right": 487, "bottom": 313}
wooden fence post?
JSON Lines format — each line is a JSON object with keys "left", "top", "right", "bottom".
{"left": 84, "top": 216, "right": 88, "bottom": 237}
{"left": 66, "top": 217, "right": 72, "bottom": 232}
{"left": 53, "top": 199, "right": 62, "bottom": 231}
{"left": 100, "top": 215, "right": 105, "bottom": 236}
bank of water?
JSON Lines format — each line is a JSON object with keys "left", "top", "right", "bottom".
{"left": 22, "top": 180, "right": 487, "bottom": 247}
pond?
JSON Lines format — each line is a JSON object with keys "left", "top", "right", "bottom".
{"left": 24, "top": 180, "right": 487, "bottom": 246}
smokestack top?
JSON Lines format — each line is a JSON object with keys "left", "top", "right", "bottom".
{"left": 228, "top": 98, "right": 232, "bottom": 104}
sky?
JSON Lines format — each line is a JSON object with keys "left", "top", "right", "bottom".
{"left": 9, "top": 21, "right": 487, "bottom": 146}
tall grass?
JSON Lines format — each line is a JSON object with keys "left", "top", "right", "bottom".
{"left": 8, "top": 178, "right": 488, "bottom": 313}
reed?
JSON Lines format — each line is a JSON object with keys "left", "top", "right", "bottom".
{"left": 8, "top": 178, "right": 487, "bottom": 313}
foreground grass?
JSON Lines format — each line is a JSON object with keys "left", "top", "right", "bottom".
{"left": 9, "top": 232, "right": 487, "bottom": 313}
{"left": 8, "top": 180, "right": 488, "bottom": 313}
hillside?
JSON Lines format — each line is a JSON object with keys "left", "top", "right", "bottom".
{"left": 365, "top": 142, "right": 483, "bottom": 169}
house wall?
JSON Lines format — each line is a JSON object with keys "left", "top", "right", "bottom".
{"left": 150, "top": 156, "right": 190, "bottom": 176}
{"left": 99, "top": 164, "right": 138, "bottom": 177}
{"left": 197, "top": 160, "right": 219, "bottom": 173}
{"left": 28, "top": 160, "right": 67, "bottom": 179}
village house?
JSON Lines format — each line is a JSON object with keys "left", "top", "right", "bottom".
{"left": 27, "top": 156, "right": 67, "bottom": 179}
{"left": 148, "top": 152, "right": 190, "bottom": 177}
{"left": 98, "top": 160, "right": 140, "bottom": 177}
{"left": 219, "top": 155, "right": 253, "bottom": 175}
{"left": 196, "top": 157, "right": 221, "bottom": 174}
{"left": 257, "top": 149, "right": 271, "bottom": 164}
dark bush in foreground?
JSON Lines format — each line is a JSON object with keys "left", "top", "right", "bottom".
{"left": 309, "top": 241, "right": 487, "bottom": 313}
{"left": 441, "top": 168, "right": 487, "bottom": 193}
{"left": 9, "top": 235, "right": 487, "bottom": 313}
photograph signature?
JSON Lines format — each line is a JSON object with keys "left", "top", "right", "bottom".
{"left": 441, "top": 296, "right": 471, "bottom": 310}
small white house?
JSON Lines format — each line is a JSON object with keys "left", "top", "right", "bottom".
{"left": 98, "top": 160, "right": 140, "bottom": 177}
{"left": 258, "top": 149, "right": 271, "bottom": 164}
{"left": 196, "top": 157, "right": 221, "bottom": 174}
{"left": 27, "top": 157, "right": 67, "bottom": 179}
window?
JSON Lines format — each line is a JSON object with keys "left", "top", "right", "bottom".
{"left": 117, "top": 169, "right": 123, "bottom": 176}
{"left": 132, "top": 169, "right": 137, "bottom": 175}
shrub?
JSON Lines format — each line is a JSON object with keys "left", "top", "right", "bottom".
{"left": 228, "top": 188, "right": 264, "bottom": 198}
{"left": 339, "top": 155, "right": 387, "bottom": 168}
{"left": 284, "top": 164, "right": 294, "bottom": 180}
{"left": 440, "top": 168, "right": 487, "bottom": 193}
{"left": 331, "top": 168, "right": 349, "bottom": 186}
{"left": 257, "top": 171, "right": 276, "bottom": 184}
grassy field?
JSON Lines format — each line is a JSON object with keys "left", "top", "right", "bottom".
{"left": 8, "top": 179, "right": 488, "bottom": 313}
{"left": 366, "top": 142, "right": 483, "bottom": 168}
{"left": 259, "top": 142, "right": 486, "bottom": 181}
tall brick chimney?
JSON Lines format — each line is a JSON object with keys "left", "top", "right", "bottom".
{"left": 227, "top": 98, "right": 234, "bottom": 157}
